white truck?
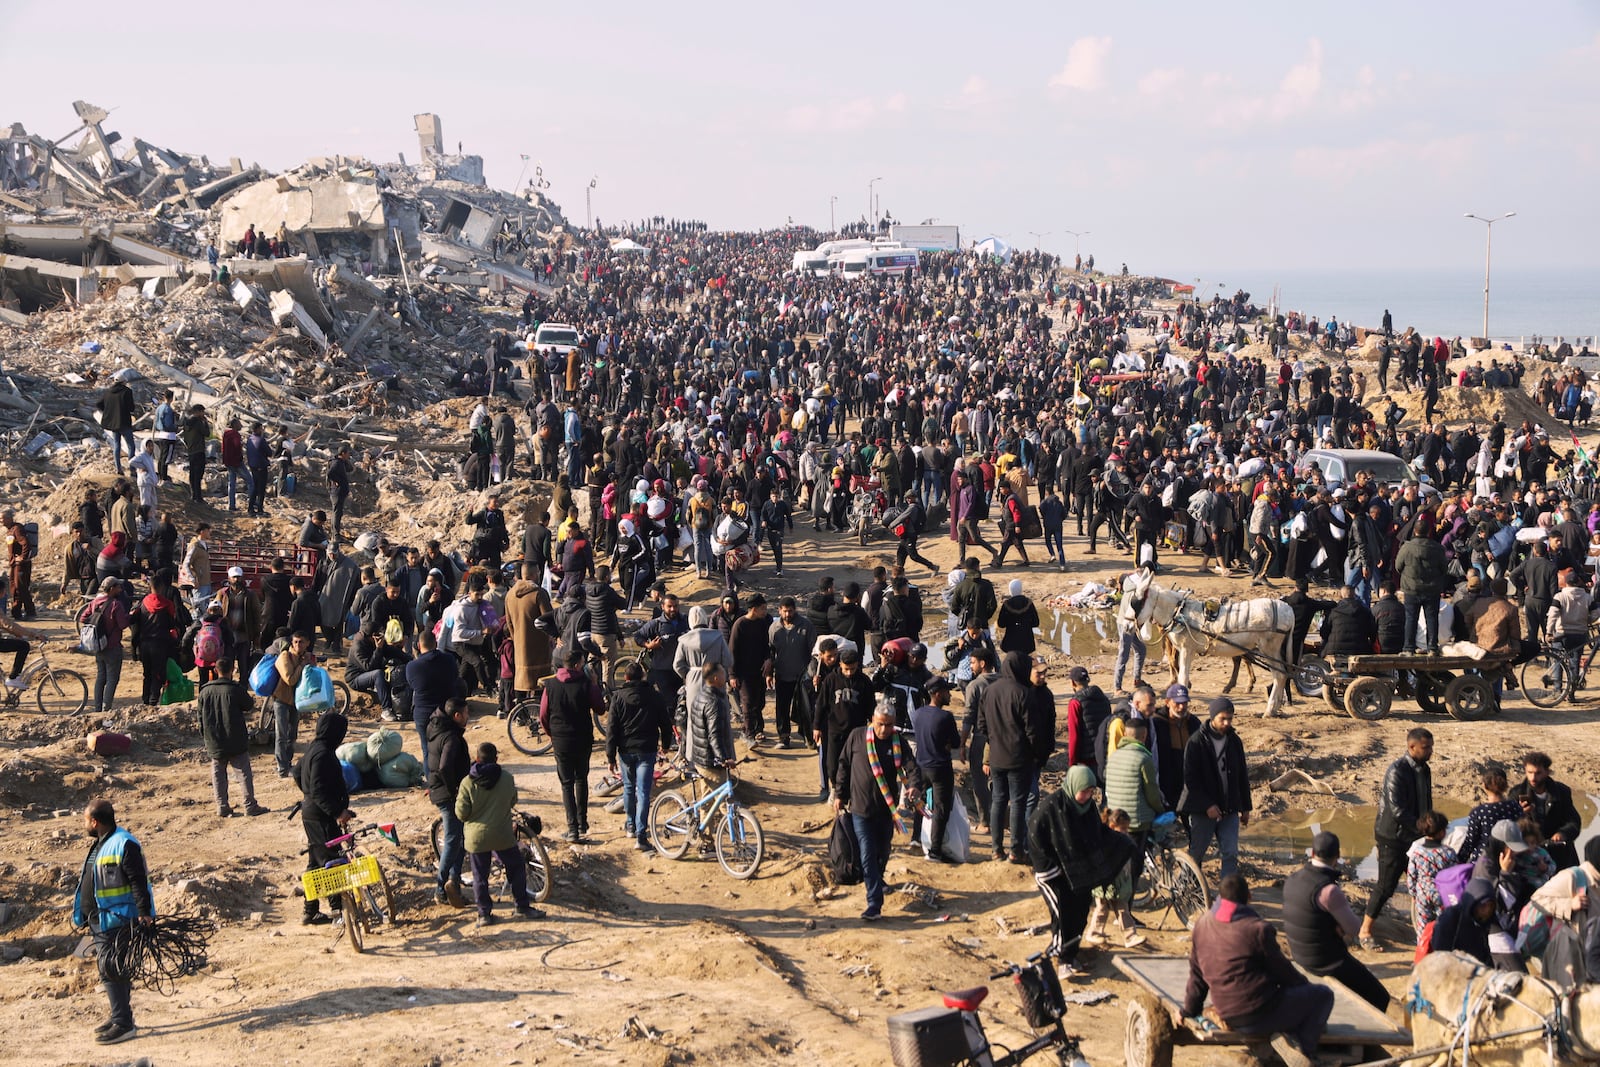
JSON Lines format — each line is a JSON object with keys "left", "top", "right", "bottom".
{"left": 888, "top": 224, "right": 960, "bottom": 251}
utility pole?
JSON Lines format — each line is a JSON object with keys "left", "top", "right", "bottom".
{"left": 1464, "top": 211, "right": 1516, "bottom": 340}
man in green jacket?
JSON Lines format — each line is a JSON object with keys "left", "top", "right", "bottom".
{"left": 455, "top": 741, "right": 542, "bottom": 926}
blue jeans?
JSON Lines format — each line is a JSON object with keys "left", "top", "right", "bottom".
{"left": 1346, "top": 561, "right": 1375, "bottom": 607}
{"left": 694, "top": 529, "right": 714, "bottom": 572}
{"left": 990, "top": 765, "right": 1034, "bottom": 856}
{"left": 1189, "top": 811, "right": 1242, "bottom": 878}
{"left": 110, "top": 429, "right": 136, "bottom": 473}
{"left": 273, "top": 699, "right": 298, "bottom": 775}
{"left": 1043, "top": 525, "right": 1064, "bottom": 563}
{"left": 414, "top": 708, "right": 434, "bottom": 778}
{"left": 619, "top": 750, "right": 656, "bottom": 842}
{"left": 853, "top": 813, "right": 892, "bottom": 915}
{"left": 226, "top": 465, "right": 252, "bottom": 510}
{"left": 436, "top": 804, "right": 465, "bottom": 889}
{"left": 1403, "top": 593, "right": 1441, "bottom": 653}
{"left": 350, "top": 668, "right": 391, "bottom": 710}
{"left": 1114, "top": 630, "right": 1146, "bottom": 691}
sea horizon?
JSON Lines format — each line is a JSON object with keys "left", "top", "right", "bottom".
{"left": 1159, "top": 265, "right": 1599, "bottom": 345}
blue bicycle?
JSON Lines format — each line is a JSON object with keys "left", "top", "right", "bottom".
{"left": 648, "top": 756, "right": 765, "bottom": 879}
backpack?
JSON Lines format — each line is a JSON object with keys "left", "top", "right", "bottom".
{"left": 961, "top": 579, "right": 997, "bottom": 629}
{"left": 826, "top": 814, "right": 864, "bottom": 886}
{"left": 195, "top": 620, "right": 224, "bottom": 664}
{"left": 16, "top": 522, "right": 37, "bottom": 556}
{"left": 78, "top": 598, "right": 111, "bottom": 654}
{"left": 1434, "top": 862, "right": 1475, "bottom": 910}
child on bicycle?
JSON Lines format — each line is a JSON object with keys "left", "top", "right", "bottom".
{"left": 0, "top": 574, "right": 46, "bottom": 688}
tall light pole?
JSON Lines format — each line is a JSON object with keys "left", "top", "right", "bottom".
{"left": 868, "top": 176, "right": 883, "bottom": 231}
{"left": 1064, "top": 228, "right": 1090, "bottom": 259}
{"left": 1028, "top": 230, "right": 1052, "bottom": 249}
{"left": 1463, "top": 211, "right": 1516, "bottom": 341}
{"left": 586, "top": 175, "right": 598, "bottom": 230}
{"left": 829, "top": 195, "right": 838, "bottom": 234}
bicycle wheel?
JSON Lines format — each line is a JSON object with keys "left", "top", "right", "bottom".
{"left": 340, "top": 892, "right": 366, "bottom": 953}
{"left": 1520, "top": 652, "right": 1572, "bottom": 709}
{"left": 714, "top": 805, "right": 764, "bottom": 879}
{"left": 331, "top": 679, "right": 351, "bottom": 714}
{"left": 649, "top": 790, "right": 693, "bottom": 859}
{"left": 1163, "top": 850, "right": 1211, "bottom": 929}
{"left": 376, "top": 869, "right": 398, "bottom": 923}
{"left": 522, "top": 830, "right": 553, "bottom": 903}
{"left": 35, "top": 668, "right": 88, "bottom": 716}
{"left": 506, "top": 698, "right": 553, "bottom": 756}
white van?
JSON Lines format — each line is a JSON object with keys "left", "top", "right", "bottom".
{"left": 791, "top": 250, "right": 830, "bottom": 276}
{"left": 830, "top": 245, "right": 918, "bottom": 278}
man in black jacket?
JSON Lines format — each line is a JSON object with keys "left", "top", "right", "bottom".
{"left": 198, "top": 659, "right": 265, "bottom": 818}
{"left": 1511, "top": 542, "right": 1559, "bottom": 641}
{"left": 1178, "top": 698, "right": 1252, "bottom": 879}
{"left": 834, "top": 701, "right": 921, "bottom": 921}
{"left": 981, "top": 650, "right": 1042, "bottom": 863}
{"left": 889, "top": 491, "right": 939, "bottom": 576}
{"left": 1320, "top": 586, "right": 1377, "bottom": 657}
{"left": 1283, "top": 832, "right": 1390, "bottom": 1012}
{"left": 1125, "top": 479, "right": 1170, "bottom": 569}
{"left": 296, "top": 711, "right": 353, "bottom": 923}
{"left": 426, "top": 699, "right": 471, "bottom": 904}
{"left": 465, "top": 490, "right": 511, "bottom": 569}
{"left": 605, "top": 661, "right": 673, "bottom": 851}
{"left": 1512, "top": 750, "right": 1582, "bottom": 870}
{"left": 1282, "top": 579, "right": 1334, "bottom": 668}
{"left": 826, "top": 582, "right": 872, "bottom": 651}
{"left": 584, "top": 566, "right": 628, "bottom": 688}
{"left": 522, "top": 517, "right": 554, "bottom": 586}
{"left": 1358, "top": 727, "right": 1432, "bottom": 947}
{"left": 816, "top": 650, "right": 875, "bottom": 792}
{"left": 804, "top": 576, "right": 836, "bottom": 632}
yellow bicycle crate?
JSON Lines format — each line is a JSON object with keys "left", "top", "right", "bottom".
{"left": 301, "top": 854, "right": 381, "bottom": 901}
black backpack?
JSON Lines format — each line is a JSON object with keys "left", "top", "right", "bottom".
{"left": 826, "top": 814, "right": 863, "bottom": 885}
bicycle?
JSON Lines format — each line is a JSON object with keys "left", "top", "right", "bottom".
{"left": 429, "top": 808, "right": 553, "bottom": 904}
{"left": 505, "top": 646, "right": 611, "bottom": 757}
{"left": 886, "top": 953, "right": 1091, "bottom": 1067}
{"left": 0, "top": 643, "right": 88, "bottom": 715}
{"left": 300, "top": 822, "right": 400, "bottom": 954}
{"left": 1519, "top": 629, "right": 1600, "bottom": 709}
{"left": 1131, "top": 812, "right": 1210, "bottom": 930}
{"left": 648, "top": 756, "right": 765, "bottom": 879}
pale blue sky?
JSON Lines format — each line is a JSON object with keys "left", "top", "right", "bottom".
{"left": 4, "top": 1, "right": 1595, "bottom": 276}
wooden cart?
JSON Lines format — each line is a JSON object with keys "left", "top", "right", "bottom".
{"left": 1114, "top": 955, "right": 1410, "bottom": 1067}
{"left": 1306, "top": 651, "right": 1510, "bottom": 722}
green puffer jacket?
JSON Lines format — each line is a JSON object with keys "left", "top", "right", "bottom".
{"left": 1103, "top": 736, "right": 1163, "bottom": 830}
{"left": 454, "top": 762, "right": 518, "bottom": 853}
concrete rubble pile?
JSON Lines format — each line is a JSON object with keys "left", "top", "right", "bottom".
{"left": 0, "top": 103, "right": 577, "bottom": 467}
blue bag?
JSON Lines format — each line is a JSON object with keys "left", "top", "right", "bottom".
{"left": 249, "top": 655, "right": 279, "bottom": 698}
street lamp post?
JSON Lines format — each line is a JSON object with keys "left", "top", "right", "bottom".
{"left": 586, "top": 176, "right": 598, "bottom": 230}
{"left": 868, "top": 176, "right": 883, "bottom": 232}
{"left": 1463, "top": 211, "right": 1516, "bottom": 341}
{"left": 1064, "top": 229, "right": 1090, "bottom": 259}
{"left": 1028, "top": 230, "right": 1052, "bottom": 249}
{"left": 830, "top": 195, "right": 838, "bottom": 234}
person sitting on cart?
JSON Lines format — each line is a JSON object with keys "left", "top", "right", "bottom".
{"left": 1283, "top": 832, "right": 1391, "bottom": 1013}
{"left": 1319, "top": 585, "right": 1376, "bottom": 658}
{"left": 1183, "top": 874, "right": 1334, "bottom": 1067}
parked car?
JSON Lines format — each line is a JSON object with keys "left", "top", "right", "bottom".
{"left": 1294, "top": 448, "right": 1440, "bottom": 501}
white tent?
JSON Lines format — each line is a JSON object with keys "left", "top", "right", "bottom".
{"left": 972, "top": 236, "right": 1012, "bottom": 263}
{"left": 609, "top": 238, "right": 650, "bottom": 253}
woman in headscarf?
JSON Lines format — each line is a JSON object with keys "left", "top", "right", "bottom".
{"left": 1027, "top": 765, "right": 1136, "bottom": 980}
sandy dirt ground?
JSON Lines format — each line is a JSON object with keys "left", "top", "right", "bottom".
{"left": 4, "top": 359, "right": 1600, "bottom": 1067}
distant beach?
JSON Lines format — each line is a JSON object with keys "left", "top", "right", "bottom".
{"left": 1169, "top": 266, "right": 1598, "bottom": 344}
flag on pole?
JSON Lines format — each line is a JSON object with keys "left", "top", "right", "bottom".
{"left": 520, "top": 154, "right": 529, "bottom": 161}
{"left": 378, "top": 823, "right": 399, "bottom": 846}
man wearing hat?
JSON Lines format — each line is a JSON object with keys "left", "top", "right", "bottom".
{"left": 1150, "top": 684, "right": 1201, "bottom": 811}
{"left": 910, "top": 676, "right": 963, "bottom": 862}
{"left": 1282, "top": 831, "right": 1391, "bottom": 1012}
{"left": 1063, "top": 665, "right": 1112, "bottom": 770}
{"left": 1178, "top": 698, "right": 1251, "bottom": 878}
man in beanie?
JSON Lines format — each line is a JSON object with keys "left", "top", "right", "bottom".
{"left": 1281, "top": 831, "right": 1390, "bottom": 1012}
{"left": 1177, "top": 698, "right": 1251, "bottom": 878}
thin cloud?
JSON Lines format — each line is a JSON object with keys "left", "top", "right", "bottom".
{"left": 1049, "top": 36, "right": 1113, "bottom": 91}
{"left": 1137, "top": 67, "right": 1184, "bottom": 97}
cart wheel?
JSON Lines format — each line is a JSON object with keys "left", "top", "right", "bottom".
{"left": 1125, "top": 993, "right": 1174, "bottom": 1067}
{"left": 1295, "top": 655, "right": 1332, "bottom": 699}
{"left": 1415, "top": 672, "right": 1449, "bottom": 715}
{"left": 1445, "top": 675, "right": 1497, "bottom": 721}
{"left": 1320, "top": 683, "right": 1344, "bottom": 714}
{"left": 1344, "top": 676, "right": 1393, "bottom": 721}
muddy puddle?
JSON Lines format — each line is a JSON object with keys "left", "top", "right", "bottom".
{"left": 927, "top": 607, "right": 1113, "bottom": 670}
{"left": 1249, "top": 793, "right": 1600, "bottom": 879}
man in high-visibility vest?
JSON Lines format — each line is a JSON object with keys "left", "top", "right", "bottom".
{"left": 72, "top": 798, "right": 154, "bottom": 1045}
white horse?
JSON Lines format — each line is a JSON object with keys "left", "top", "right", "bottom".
{"left": 1131, "top": 578, "right": 1295, "bottom": 717}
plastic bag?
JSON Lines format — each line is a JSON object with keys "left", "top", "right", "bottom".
{"left": 161, "top": 673, "right": 195, "bottom": 705}
{"left": 340, "top": 760, "right": 363, "bottom": 793}
{"left": 366, "top": 727, "right": 403, "bottom": 766}
{"left": 295, "top": 665, "right": 335, "bottom": 713}
{"left": 249, "top": 655, "right": 278, "bottom": 697}
{"left": 376, "top": 751, "right": 423, "bottom": 788}
{"left": 337, "top": 740, "right": 376, "bottom": 772}
{"left": 919, "top": 792, "right": 972, "bottom": 863}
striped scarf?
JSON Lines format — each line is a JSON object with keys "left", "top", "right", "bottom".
{"left": 866, "top": 729, "right": 912, "bottom": 834}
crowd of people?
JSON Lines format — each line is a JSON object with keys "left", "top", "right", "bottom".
{"left": 44, "top": 224, "right": 1600, "bottom": 1054}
